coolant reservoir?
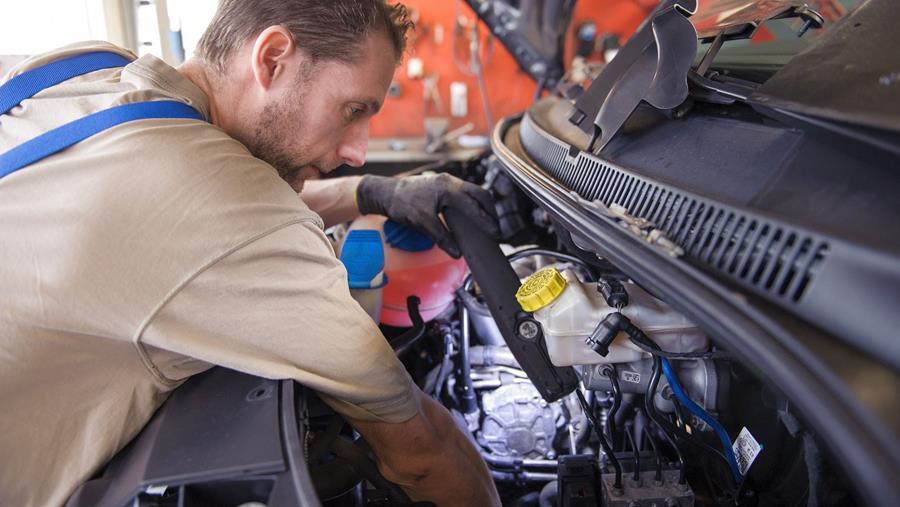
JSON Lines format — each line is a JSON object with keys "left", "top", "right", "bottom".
{"left": 516, "top": 268, "right": 708, "bottom": 366}
{"left": 347, "top": 215, "right": 467, "bottom": 326}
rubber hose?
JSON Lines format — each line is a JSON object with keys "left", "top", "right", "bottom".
{"left": 468, "top": 345, "right": 520, "bottom": 368}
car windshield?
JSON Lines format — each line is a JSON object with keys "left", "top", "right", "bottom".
{"left": 696, "top": 0, "right": 861, "bottom": 77}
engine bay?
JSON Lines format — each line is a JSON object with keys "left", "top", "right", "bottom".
{"left": 302, "top": 153, "right": 859, "bottom": 507}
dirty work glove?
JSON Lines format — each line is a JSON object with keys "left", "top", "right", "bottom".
{"left": 356, "top": 173, "right": 500, "bottom": 258}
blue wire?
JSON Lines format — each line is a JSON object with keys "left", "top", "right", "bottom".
{"left": 661, "top": 357, "right": 742, "bottom": 482}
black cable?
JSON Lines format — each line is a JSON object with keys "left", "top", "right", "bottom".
{"left": 576, "top": 389, "right": 623, "bottom": 490}
{"left": 627, "top": 337, "right": 730, "bottom": 359}
{"left": 604, "top": 365, "right": 622, "bottom": 452}
{"left": 390, "top": 296, "right": 425, "bottom": 355}
{"left": 645, "top": 353, "right": 687, "bottom": 484}
{"left": 642, "top": 422, "right": 663, "bottom": 484}
{"left": 624, "top": 424, "right": 640, "bottom": 482}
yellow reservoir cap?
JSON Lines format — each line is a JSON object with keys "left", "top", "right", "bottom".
{"left": 516, "top": 267, "right": 568, "bottom": 312}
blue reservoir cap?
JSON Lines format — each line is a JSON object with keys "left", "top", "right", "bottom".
{"left": 340, "top": 229, "right": 387, "bottom": 289}
{"left": 383, "top": 219, "right": 434, "bottom": 252}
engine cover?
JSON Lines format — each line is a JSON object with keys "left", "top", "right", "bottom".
{"left": 478, "top": 382, "right": 557, "bottom": 459}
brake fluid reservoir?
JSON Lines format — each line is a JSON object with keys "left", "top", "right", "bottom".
{"left": 347, "top": 215, "right": 467, "bottom": 326}
{"left": 516, "top": 268, "right": 708, "bottom": 366}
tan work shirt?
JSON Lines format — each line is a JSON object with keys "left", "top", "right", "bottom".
{"left": 0, "top": 42, "right": 417, "bottom": 507}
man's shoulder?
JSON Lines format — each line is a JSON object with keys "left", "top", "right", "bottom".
{"left": 2, "top": 41, "right": 135, "bottom": 82}
{"left": 91, "top": 118, "right": 320, "bottom": 226}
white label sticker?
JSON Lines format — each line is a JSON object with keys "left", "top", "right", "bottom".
{"left": 732, "top": 427, "right": 763, "bottom": 476}
{"left": 145, "top": 485, "right": 167, "bottom": 496}
{"left": 622, "top": 371, "right": 641, "bottom": 384}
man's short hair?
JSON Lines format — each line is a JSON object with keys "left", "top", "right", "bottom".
{"left": 196, "top": 0, "right": 413, "bottom": 73}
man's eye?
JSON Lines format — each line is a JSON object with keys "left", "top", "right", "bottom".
{"left": 348, "top": 106, "right": 366, "bottom": 118}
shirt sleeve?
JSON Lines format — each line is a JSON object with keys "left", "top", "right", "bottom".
{"left": 138, "top": 219, "right": 419, "bottom": 423}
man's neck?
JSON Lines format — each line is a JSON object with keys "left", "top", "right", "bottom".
{"left": 177, "top": 59, "right": 223, "bottom": 127}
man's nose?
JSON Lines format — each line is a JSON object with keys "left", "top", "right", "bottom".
{"left": 338, "top": 122, "right": 369, "bottom": 168}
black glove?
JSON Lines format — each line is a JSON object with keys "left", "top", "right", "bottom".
{"left": 356, "top": 173, "right": 500, "bottom": 258}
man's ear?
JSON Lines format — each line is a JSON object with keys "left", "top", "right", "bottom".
{"left": 250, "top": 25, "right": 296, "bottom": 91}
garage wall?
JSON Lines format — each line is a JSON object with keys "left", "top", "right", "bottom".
{"left": 368, "top": 0, "right": 653, "bottom": 139}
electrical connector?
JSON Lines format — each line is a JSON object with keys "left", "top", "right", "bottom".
{"left": 597, "top": 278, "right": 629, "bottom": 309}
{"left": 585, "top": 312, "right": 631, "bottom": 357}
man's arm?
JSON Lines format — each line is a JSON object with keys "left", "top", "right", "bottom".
{"left": 299, "top": 176, "right": 362, "bottom": 229}
{"left": 348, "top": 387, "right": 501, "bottom": 507}
{"left": 300, "top": 173, "right": 499, "bottom": 257}
{"left": 139, "top": 215, "right": 501, "bottom": 504}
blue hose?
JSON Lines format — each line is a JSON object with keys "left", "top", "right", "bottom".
{"left": 661, "top": 357, "right": 742, "bottom": 482}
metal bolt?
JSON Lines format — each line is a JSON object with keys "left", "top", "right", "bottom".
{"left": 518, "top": 320, "right": 540, "bottom": 340}
{"left": 529, "top": 62, "right": 547, "bottom": 75}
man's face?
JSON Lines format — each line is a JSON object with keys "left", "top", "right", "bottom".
{"left": 246, "top": 32, "right": 396, "bottom": 191}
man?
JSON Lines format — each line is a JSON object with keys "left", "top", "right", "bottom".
{"left": 0, "top": 1, "right": 501, "bottom": 506}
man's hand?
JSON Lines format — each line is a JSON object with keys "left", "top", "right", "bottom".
{"left": 356, "top": 173, "right": 500, "bottom": 258}
{"left": 348, "top": 387, "right": 501, "bottom": 506}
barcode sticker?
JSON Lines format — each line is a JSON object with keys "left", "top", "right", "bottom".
{"left": 732, "top": 427, "right": 763, "bottom": 476}
{"left": 622, "top": 371, "right": 641, "bottom": 384}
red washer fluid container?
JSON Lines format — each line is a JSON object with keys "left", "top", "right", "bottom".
{"left": 347, "top": 215, "right": 468, "bottom": 326}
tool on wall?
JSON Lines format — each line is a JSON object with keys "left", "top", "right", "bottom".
{"left": 453, "top": 0, "right": 496, "bottom": 132}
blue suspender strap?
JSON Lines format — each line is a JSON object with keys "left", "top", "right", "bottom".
{"left": 0, "top": 101, "right": 204, "bottom": 179}
{"left": 0, "top": 51, "right": 133, "bottom": 115}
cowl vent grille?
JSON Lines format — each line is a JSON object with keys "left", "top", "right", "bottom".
{"left": 519, "top": 113, "right": 829, "bottom": 304}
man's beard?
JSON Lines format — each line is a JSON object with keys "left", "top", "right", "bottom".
{"left": 248, "top": 94, "right": 309, "bottom": 186}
